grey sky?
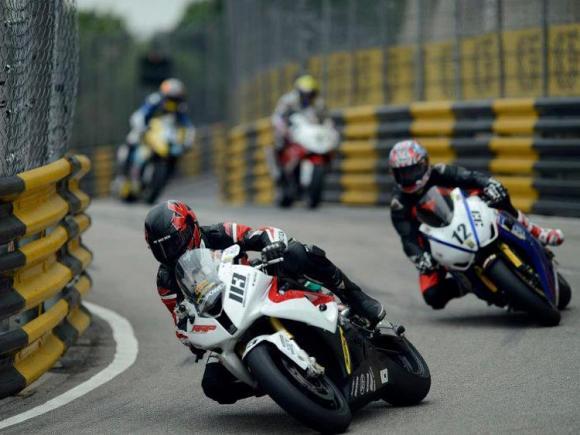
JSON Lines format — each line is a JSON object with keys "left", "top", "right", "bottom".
{"left": 76, "top": 0, "right": 194, "bottom": 39}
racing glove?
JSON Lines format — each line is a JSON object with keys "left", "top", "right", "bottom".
{"left": 175, "top": 306, "right": 206, "bottom": 362}
{"left": 483, "top": 178, "right": 508, "bottom": 205}
{"left": 261, "top": 241, "right": 287, "bottom": 265}
{"left": 413, "top": 252, "right": 438, "bottom": 274}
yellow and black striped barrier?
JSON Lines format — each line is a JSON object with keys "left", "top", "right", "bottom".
{"left": 218, "top": 97, "right": 580, "bottom": 217}
{"left": 0, "top": 155, "right": 93, "bottom": 398}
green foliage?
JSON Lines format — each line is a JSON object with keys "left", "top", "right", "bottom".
{"left": 78, "top": 10, "right": 129, "bottom": 36}
{"left": 176, "top": 0, "right": 224, "bottom": 30}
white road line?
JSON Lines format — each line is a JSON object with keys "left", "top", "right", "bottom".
{"left": 0, "top": 302, "right": 139, "bottom": 430}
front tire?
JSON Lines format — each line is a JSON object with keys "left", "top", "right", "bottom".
{"left": 486, "top": 258, "right": 560, "bottom": 326}
{"left": 307, "top": 164, "right": 325, "bottom": 209}
{"left": 246, "top": 343, "right": 351, "bottom": 433}
{"left": 142, "top": 160, "right": 169, "bottom": 204}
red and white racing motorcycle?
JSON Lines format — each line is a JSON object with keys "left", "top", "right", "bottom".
{"left": 175, "top": 245, "right": 430, "bottom": 433}
{"left": 277, "top": 113, "right": 338, "bottom": 209}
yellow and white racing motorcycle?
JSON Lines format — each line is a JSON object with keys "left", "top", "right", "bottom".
{"left": 117, "top": 115, "right": 188, "bottom": 204}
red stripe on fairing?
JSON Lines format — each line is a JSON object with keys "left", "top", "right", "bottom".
{"left": 268, "top": 277, "right": 335, "bottom": 306}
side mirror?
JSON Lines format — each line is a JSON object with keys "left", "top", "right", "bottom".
{"left": 221, "top": 244, "right": 240, "bottom": 263}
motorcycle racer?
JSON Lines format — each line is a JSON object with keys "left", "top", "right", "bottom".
{"left": 270, "top": 74, "right": 334, "bottom": 182}
{"left": 388, "top": 139, "right": 565, "bottom": 310}
{"left": 116, "top": 78, "right": 195, "bottom": 195}
{"left": 144, "top": 200, "right": 385, "bottom": 404}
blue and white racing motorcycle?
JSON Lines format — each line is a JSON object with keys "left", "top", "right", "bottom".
{"left": 417, "top": 187, "right": 571, "bottom": 326}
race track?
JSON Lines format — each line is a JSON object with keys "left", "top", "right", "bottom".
{"left": 2, "top": 177, "right": 580, "bottom": 434}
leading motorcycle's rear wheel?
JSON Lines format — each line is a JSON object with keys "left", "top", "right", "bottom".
{"left": 487, "top": 258, "right": 560, "bottom": 326}
{"left": 246, "top": 342, "right": 352, "bottom": 433}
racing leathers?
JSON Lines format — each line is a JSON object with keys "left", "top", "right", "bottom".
{"left": 270, "top": 90, "right": 333, "bottom": 180}
{"left": 391, "top": 163, "right": 522, "bottom": 309}
{"left": 156, "top": 222, "right": 384, "bottom": 404}
{"left": 120, "top": 92, "right": 195, "bottom": 178}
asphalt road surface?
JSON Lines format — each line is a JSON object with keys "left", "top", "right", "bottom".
{"left": 2, "top": 177, "right": 580, "bottom": 434}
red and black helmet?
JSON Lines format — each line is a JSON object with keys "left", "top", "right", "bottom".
{"left": 144, "top": 200, "right": 202, "bottom": 264}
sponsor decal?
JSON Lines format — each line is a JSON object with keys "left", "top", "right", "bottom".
{"left": 350, "top": 369, "right": 377, "bottom": 398}
{"left": 229, "top": 272, "right": 247, "bottom": 304}
{"left": 192, "top": 324, "right": 217, "bottom": 333}
{"left": 380, "top": 368, "right": 389, "bottom": 384}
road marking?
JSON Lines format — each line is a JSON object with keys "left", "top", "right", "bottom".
{"left": 0, "top": 302, "right": 139, "bottom": 430}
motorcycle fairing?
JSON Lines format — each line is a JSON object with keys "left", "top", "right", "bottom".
{"left": 421, "top": 188, "right": 498, "bottom": 271}
{"left": 496, "top": 212, "right": 557, "bottom": 303}
{"left": 261, "top": 278, "right": 339, "bottom": 334}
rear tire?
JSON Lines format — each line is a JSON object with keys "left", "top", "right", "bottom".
{"left": 307, "top": 164, "right": 325, "bottom": 209}
{"left": 246, "top": 343, "right": 351, "bottom": 433}
{"left": 372, "top": 335, "right": 431, "bottom": 406}
{"left": 557, "top": 272, "right": 572, "bottom": 310}
{"left": 487, "top": 258, "right": 560, "bottom": 326}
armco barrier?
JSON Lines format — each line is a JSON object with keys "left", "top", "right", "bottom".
{"left": 0, "top": 155, "right": 93, "bottom": 398}
{"left": 219, "top": 97, "right": 580, "bottom": 217}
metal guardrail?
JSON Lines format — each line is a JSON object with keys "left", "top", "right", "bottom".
{"left": 219, "top": 97, "right": 580, "bottom": 217}
{"left": 0, "top": 155, "right": 93, "bottom": 398}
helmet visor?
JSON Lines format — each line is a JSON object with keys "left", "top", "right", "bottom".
{"left": 150, "top": 226, "right": 192, "bottom": 263}
{"left": 392, "top": 161, "right": 429, "bottom": 189}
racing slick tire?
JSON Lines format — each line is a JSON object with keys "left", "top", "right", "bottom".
{"left": 487, "top": 258, "right": 561, "bottom": 326}
{"left": 246, "top": 342, "right": 352, "bottom": 433}
{"left": 307, "top": 165, "right": 325, "bottom": 209}
{"left": 557, "top": 272, "right": 572, "bottom": 310}
{"left": 142, "top": 160, "right": 169, "bottom": 204}
{"left": 371, "top": 335, "right": 431, "bottom": 406}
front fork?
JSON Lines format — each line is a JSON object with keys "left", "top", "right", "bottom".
{"left": 477, "top": 242, "right": 555, "bottom": 303}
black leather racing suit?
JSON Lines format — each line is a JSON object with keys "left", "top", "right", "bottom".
{"left": 390, "top": 163, "right": 517, "bottom": 309}
{"left": 157, "top": 222, "right": 370, "bottom": 404}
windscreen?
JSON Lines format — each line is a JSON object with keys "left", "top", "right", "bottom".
{"left": 416, "top": 186, "right": 455, "bottom": 228}
{"left": 175, "top": 249, "right": 224, "bottom": 317}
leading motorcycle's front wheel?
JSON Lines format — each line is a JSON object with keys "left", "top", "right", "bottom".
{"left": 141, "top": 159, "right": 169, "bottom": 204}
{"left": 486, "top": 258, "right": 560, "bottom": 326}
{"left": 246, "top": 342, "right": 352, "bottom": 433}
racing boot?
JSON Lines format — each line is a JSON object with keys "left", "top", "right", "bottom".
{"left": 517, "top": 211, "right": 564, "bottom": 246}
{"left": 344, "top": 290, "right": 386, "bottom": 329}
{"left": 331, "top": 271, "right": 385, "bottom": 329}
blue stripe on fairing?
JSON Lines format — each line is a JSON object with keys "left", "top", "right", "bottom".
{"left": 461, "top": 193, "right": 481, "bottom": 248}
{"left": 426, "top": 235, "right": 478, "bottom": 254}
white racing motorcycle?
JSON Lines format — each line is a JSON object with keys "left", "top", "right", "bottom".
{"left": 417, "top": 187, "right": 571, "bottom": 326}
{"left": 175, "top": 245, "right": 430, "bottom": 433}
{"left": 277, "top": 113, "right": 339, "bottom": 209}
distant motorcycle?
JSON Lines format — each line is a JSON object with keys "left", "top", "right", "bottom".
{"left": 176, "top": 245, "right": 430, "bottom": 433}
{"left": 417, "top": 186, "right": 571, "bottom": 326}
{"left": 114, "top": 115, "right": 187, "bottom": 204}
{"left": 277, "top": 113, "right": 338, "bottom": 209}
